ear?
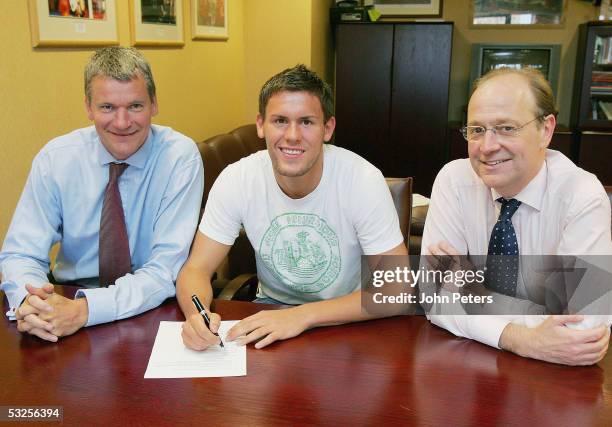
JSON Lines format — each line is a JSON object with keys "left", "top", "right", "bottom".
{"left": 150, "top": 96, "right": 159, "bottom": 116}
{"left": 323, "top": 116, "right": 336, "bottom": 142}
{"left": 256, "top": 114, "right": 265, "bottom": 139}
{"left": 539, "top": 114, "right": 556, "bottom": 149}
{"left": 85, "top": 97, "right": 94, "bottom": 121}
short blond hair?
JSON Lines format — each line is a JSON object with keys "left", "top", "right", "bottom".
{"left": 472, "top": 68, "right": 558, "bottom": 121}
{"left": 84, "top": 47, "right": 156, "bottom": 104}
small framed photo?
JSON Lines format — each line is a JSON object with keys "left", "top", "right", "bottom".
{"left": 364, "top": 0, "right": 443, "bottom": 18}
{"left": 129, "top": 0, "right": 184, "bottom": 46}
{"left": 471, "top": 0, "right": 566, "bottom": 28}
{"left": 192, "top": 0, "right": 228, "bottom": 40}
{"left": 28, "top": 0, "right": 119, "bottom": 47}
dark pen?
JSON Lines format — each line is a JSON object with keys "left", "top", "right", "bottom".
{"left": 191, "top": 294, "right": 224, "bottom": 348}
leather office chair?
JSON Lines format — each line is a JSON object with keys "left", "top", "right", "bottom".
{"left": 217, "top": 177, "right": 414, "bottom": 301}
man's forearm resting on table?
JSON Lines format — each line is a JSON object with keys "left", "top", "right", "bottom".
{"left": 498, "top": 317, "right": 610, "bottom": 365}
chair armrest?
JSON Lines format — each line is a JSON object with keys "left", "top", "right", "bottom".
{"left": 217, "top": 273, "right": 259, "bottom": 301}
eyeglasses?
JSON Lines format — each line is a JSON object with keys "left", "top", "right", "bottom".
{"left": 460, "top": 115, "right": 545, "bottom": 142}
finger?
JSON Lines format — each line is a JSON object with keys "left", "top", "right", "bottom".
{"left": 551, "top": 314, "right": 584, "bottom": 326}
{"left": 17, "top": 320, "right": 32, "bottom": 333}
{"left": 16, "top": 302, "right": 47, "bottom": 320}
{"left": 209, "top": 312, "right": 221, "bottom": 334}
{"left": 254, "top": 332, "right": 278, "bottom": 349}
{"left": 427, "top": 245, "right": 443, "bottom": 256}
{"left": 41, "top": 283, "right": 55, "bottom": 294}
{"left": 227, "top": 315, "right": 259, "bottom": 341}
{"left": 186, "top": 317, "right": 220, "bottom": 346}
{"left": 17, "top": 320, "right": 58, "bottom": 342}
{"left": 23, "top": 313, "right": 54, "bottom": 332}
{"left": 188, "top": 314, "right": 218, "bottom": 342}
{"left": 15, "top": 304, "right": 31, "bottom": 320}
{"left": 27, "top": 327, "right": 59, "bottom": 343}
{"left": 438, "top": 241, "right": 460, "bottom": 256}
{"left": 237, "top": 325, "right": 272, "bottom": 346}
{"left": 25, "top": 284, "right": 53, "bottom": 300}
{"left": 573, "top": 324, "right": 610, "bottom": 344}
{"left": 181, "top": 323, "right": 211, "bottom": 351}
{"left": 25, "top": 295, "right": 53, "bottom": 313}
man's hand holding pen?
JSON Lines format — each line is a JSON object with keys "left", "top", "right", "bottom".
{"left": 181, "top": 295, "right": 223, "bottom": 351}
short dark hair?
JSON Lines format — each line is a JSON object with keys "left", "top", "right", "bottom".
{"left": 84, "top": 47, "right": 156, "bottom": 103}
{"left": 472, "top": 68, "right": 558, "bottom": 123}
{"left": 258, "top": 64, "right": 334, "bottom": 121}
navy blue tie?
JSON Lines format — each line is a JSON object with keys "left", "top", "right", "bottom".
{"left": 486, "top": 198, "right": 521, "bottom": 296}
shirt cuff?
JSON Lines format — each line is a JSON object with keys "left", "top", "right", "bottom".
{"left": 1, "top": 281, "right": 30, "bottom": 321}
{"left": 466, "top": 316, "right": 512, "bottom": 349}
{"left": 75, "top": 287, "right": 116, "bottom": 327}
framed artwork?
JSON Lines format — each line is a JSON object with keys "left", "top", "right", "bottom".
{"left": 364, "top": 0, "right": 442, "bottom": 18}
{"left": 28, "top": 0, "right": 119, "bottom": 47}
{"left": 191, "top": 0, "right": 228, "bottom": 40}
{"left": 129, "top": 0, "right": 184, "bottom": 46}
{"left": 471, "top": 0, "right": 566, "bottom": 27}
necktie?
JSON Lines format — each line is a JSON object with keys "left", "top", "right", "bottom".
{"left": 486, "top": 198, "right": 521, "bottom": 296}
{"left": 99, "top": 163, "right": 131, "bottom": 286}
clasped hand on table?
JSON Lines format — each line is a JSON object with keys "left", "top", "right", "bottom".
{"left": 16, "top": 283, "right": 88, "bottom": 342}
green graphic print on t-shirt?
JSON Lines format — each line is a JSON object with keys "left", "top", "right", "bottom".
{"left": 259, "top": 213, "right": 341, "bottom": 293}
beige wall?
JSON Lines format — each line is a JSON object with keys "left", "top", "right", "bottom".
{"left": 241, "top": 0, "right": 334, "bottom": 121}
{"left": 443, "top": 1, "right": 599, "bottom": 125}
{"left": 0, "top": 0, "right": 248, "bottom": 244}
{"left": 0, "top": 0, "right": 334, "bottom": 246}
{"left": 10, "top": 1, "right": 594, "bottom": 245}
{"left": 242, "top": 0, "right": 312, "bottom": 121}
{"left": 311, "top": 0, "right": 335, "bottom": 84}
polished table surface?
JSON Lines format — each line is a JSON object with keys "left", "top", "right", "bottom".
{"left": 1, "top": 287, "right": 611, "bottom": 426}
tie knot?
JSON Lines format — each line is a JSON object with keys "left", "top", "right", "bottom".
{"left": 497, "top": 198, "right": 521, "bottom": 221}
{"left": 109, "top": 163, "right": 128, "bottom": 181}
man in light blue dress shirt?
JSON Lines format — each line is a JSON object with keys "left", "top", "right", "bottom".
{"left": 0, "top": 47, "right": 204, "bottom": 342}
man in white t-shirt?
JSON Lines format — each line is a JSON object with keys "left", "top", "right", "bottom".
{"left": 422, "top": 68, "right": 611, "bottom": 365}
{"left": 177, "top": 65, "right": 408, "bottom": 350}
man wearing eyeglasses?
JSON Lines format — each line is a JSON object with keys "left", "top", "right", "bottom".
{"left": 421, "top": 68, "right": 611, "bottom": 365}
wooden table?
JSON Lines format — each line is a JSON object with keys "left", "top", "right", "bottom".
{"left": 1, "top": 287, "right": 611, "bottom": 426}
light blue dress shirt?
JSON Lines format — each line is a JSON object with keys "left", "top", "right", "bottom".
{"left": 0, "top": 124, "right": 204, "bottom": 326}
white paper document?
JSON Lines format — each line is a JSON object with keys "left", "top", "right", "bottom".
{"left": 144, "top": 321, "right": 246, "bottom": 378}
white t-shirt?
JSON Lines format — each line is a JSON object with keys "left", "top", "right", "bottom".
{"left": 200, "top": 145, "right": 404, "bottom": 304}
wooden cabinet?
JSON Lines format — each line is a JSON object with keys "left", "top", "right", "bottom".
{"left": 333, "top": 22, "right": 453, "bottom": 196}
{"left": 571, "top": 21, "right": 612, "bottom": 131}
{"left": 571, "top": 21, "right": 612, "bottom": 185}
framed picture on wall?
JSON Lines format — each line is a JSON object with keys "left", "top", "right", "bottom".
{"left": 28, "top": 0, "right": 119, "bottom": 47}
{"left": 191, "top": 0, "right": 228, "bottom": 40}
{"left": 363, "top": 0, "right": 443, "bottom": 18}
{"left": 471, "top": 0, "right": 566, "bottom": 27}
{"left": 129, "top": 0, "right": 184, "bottom": 46}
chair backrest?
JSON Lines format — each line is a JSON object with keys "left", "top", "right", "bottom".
{"left": 197, "top": 124, "right": 265, "bottom": 210}
{"left": 385, "top": 177, "right": 413, "bottom": 247}
{"left": 605, "top": 186, "right": 612, "bottom": 207}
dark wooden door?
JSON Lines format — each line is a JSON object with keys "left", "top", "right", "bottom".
{"left": 390, "top": 23, "right": 452, "bottom": 195}
{"left": 334, "top": 24, "right": 393, "bottom": 174}
{"left": 334, "top": 23, "right": 452, "bottom": 196}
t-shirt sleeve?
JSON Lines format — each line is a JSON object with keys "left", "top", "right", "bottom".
{"left": 350, "top": 167, "right": 404, "bottom": 255}
{"left": 198, "top": 164, "right": 244, "bottom": 246}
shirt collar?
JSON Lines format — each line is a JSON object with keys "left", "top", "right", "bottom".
{"left": 490, "top": 160, "right": 547, "bottom": 212}
{"left": 96, "top": 127, "right": 154, "bottom": 169}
